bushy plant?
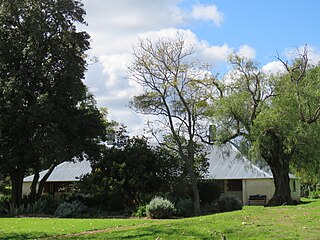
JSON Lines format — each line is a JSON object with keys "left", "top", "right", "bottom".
{"left": 198, "top": 180, "right": 222, "bottom": 204}
{"left": 132, "top": 205, "right": 147, "bottom": 217}
{"left": 201, "top": 201, "right": 219, "bottom": 215}
{"left": 54, "top": 200, "right": 87, "bottom": 218}
{"left": 0, "top": 195, "right": 10, "bottom": 215}
{"left": 309, "top": 190, "right": 320, "bottom": 199}
{"left": 146, "top": 196, "right": 175, "bottom": 219}
{"left": 40, "top": 195, "right": 61, "bottom": 215}
{"left": 175, "top": 198, "right": 194, "bottom": 217}
{"left": 5, "top": 199, "right": 46, "bottom": 216}
{"left": 218, "top": 195, "right": 242, "bottom": 212}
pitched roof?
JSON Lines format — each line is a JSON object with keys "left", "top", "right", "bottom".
{"left": 23, "top": 160, "right": 92, "bottom": 182}
{"left": 206, "top": 144, "right": 297, "bottom": 180}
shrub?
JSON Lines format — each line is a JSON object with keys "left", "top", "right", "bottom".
{"left": 218, "top": 195, "right": 242, "bottom": 212}
{"left": 309, "top": 190, "right": 320, "bottom": 199}
{"left": 132, "top": 205, "right": 147, "bottom": 217}
{"left": 198, "top": 180, "right": 222, "bottom": 204}
{"left": 201, "top": 201, "right": 219, "bottom": 215}
{"left": 0, "top": 195, "right": 10, "bottom": 215}
{"left": 146, "top": 196, "right": 175, "bottom": 219}
{"left": 175, "top": 198, "right": 194, "bottom": 217}
{"left": 40, "top": 195, "right": 61, "bottom": 215}
{"left": 54, "top": 200, "right": 87, "bottom": 218}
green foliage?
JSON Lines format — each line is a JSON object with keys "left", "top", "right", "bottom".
{"left": 132, "top": 205, "right": 147, "bottom": 217}
{"left": 129, "top": 33, "right": 215, "bottom": 215}
{"left": 0, "top": 195, "right": 10, "bottom": 215}
{"left": 1, "top": 200, "right": 320, "bottom": 239}
{"left": 175, "top": 198, "right": 194, "bottom": 217}
{"left": 38, "top": 195, "right": 61, "bottom": 215}
{"left": 54, "top": 200, "right": 87, "bottom": 218}
{"left": 146, "top": 196, "right": 175, "bottom": 219}
{"left": 218, "top": 195, "right": 242, "bottom": 212}
{"left": 6, "top": 200, "right": 43, "bottom": 216}
{"left": 198, "top": 180, "right": 221, "bottom": 204}
{"left": 309, "top": 190, "right": 320, "bottom": 199}
{"left": 0, "top": 0, "right": 106, "bottom": 205}
{"left": 209, "top": 51, "right": 320, "bottom": 205}
{"left": 78, "top": 136, "right": 186, "bottom": 212}
{"left": 201, "top": 201, "right": 219, "bottom": 215}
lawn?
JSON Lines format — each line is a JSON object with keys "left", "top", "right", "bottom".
{"left": 0, "top": 199, "right": 319, "bottom": 240}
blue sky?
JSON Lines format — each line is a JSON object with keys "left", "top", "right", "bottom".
{"left": 81, "top": 0, "right": 320, "bottom": 135}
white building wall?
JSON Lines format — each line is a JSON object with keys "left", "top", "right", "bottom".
{"left": 242, "top": 179, "right": 275, "bottom": 205}
{"left": 290, "top": 179, "right": 301, "bottom": 201}
{"left": 22, "top": 182, "right": 33, "bottom": 196}
{"left": 241, "top": 178, "right": 301, "bottom": 205}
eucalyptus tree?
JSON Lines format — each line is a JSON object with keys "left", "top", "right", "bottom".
{"left": 210, "top": 48, "right": 320, "bottom": 205}
{"left": 0, "top": 0, "right": 106, "bottom": 205}
{"left": 128, "top": 34, "right": 216, "bottom": 215}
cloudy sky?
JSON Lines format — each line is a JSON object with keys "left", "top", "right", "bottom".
{"left": 80, "top": 0, "right": 320, "bottom": 135}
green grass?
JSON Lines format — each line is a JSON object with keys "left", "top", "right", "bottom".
{"left": 0, "top": 199, "right": 320, "bottom": 239}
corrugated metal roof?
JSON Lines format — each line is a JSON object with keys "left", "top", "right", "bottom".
{"left": 23, "top": 160, "right": 92, "bottom": 182}
{"left": 206, "top": 144, "right": 296, "bottom": 179}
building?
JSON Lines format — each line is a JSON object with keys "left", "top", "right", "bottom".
{"left": 206, "top": 143, "right": 300, "bottom": 205}
{"left": 22, "top": 160, "right": 91, "bottom": 198}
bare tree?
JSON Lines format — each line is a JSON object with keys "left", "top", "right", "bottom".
{"left": 128, "top": 33, "right": 216, "bottom": 215}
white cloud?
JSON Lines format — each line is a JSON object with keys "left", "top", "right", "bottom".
{"left": 200, "top": 43, "right": 232, "bottom": 63}
{"left": 285, "top": 45, "right": 320, "bottom": 66}
{"left": 80, "top": 0, "right": 230, "bottom": 135}
{"left": 191, "top": 4, "right": 224, "bottom": 27}
{"left": 238, "top": 45, "right": 256, "bottom": 59}
{"left": 262, "top": 61, "right": 285, "bottom": 74}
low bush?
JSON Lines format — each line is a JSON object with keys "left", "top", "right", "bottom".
{"left": 146, "top": 196, "right": 175, "bottom": 219}
{"left": 54, "top": 200, "right": 88, "bottom": 218}
{"left": 0, "top": 195, "right": 10, "bottom": 215}
{"left": 175, "top": 198, "right": 193, "bottom": 217}
{"left": 6, "top": 202, "right": 40, "bottom": 216}
{"left": 201, "top": 201, "right": 219, "bottom": 215}
{"left": 198, "top": 180, "right": 222, "bottom": 204}
{"left": 309, "top": 190, "right": 320, "bottom": 199}
{"left": 132, "top": 205, "right": 147, "bottom": 217}
{"left": 40, "top": 195, "right": 61, "bottom": 215}
{"left": 218, "top": 195, "right": 242, "bottom": 212}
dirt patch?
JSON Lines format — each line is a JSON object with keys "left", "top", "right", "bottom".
{"left": 40, "top": 222, "right": 156, "bottom": 239}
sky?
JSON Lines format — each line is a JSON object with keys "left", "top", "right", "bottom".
{"left": 80, "top": 0, "right": 320, "bottom": 135}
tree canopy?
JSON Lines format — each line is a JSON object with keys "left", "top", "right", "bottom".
{"left": 0, "top": 0, "right": 106, "bottom": 205}
{"left": 209, "top": 48, "right": 320, "bottom": 205}
{"left": 128, "top": 33, "right": 215, "bottom": 214}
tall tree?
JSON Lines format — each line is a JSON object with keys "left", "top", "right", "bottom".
{"left": 79, "top": 136, "right": 187, "bottom": 211}
{"left": 128, "top": 33, "right": 214, "bottom": 215}
{"left": 209, "top": 49, "right": 320, "bottom": 205}
{"left": 0, "top": 0, "right": 106, "bottom": 205}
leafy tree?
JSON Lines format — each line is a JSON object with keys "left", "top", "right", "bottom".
{"left": 0, "top": 0, "right": 106, "bottom": 205}
{"left": 209, "top": 48, "right": 320, "bottom": 205}
{"left": 128, "top": 33, "right": 214, "bottom": 214}
{"left": 78, "top": 136, "right": 186, "bottom": 211}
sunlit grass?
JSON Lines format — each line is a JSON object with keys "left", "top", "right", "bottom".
{"left": 0, "top": 199, "right": 319, "bottom": 239}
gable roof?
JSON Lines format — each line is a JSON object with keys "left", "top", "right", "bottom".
{"left": 23, "top": 160, "right": 92, "bottom": 182}
{"left": 206, "top": 144, "right": 297, "bottom": 180}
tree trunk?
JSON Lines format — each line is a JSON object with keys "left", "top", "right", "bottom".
{"left": 186, "top": 143, "right": 201, "bottom": 215}
{"left": 10, "top": 168, "right": 25, "bottom": 206}
{"left": 268, "top": 159, "right": 292, "bottom": 206}
{"left": 189, "top": 167, "right": 201, "bottom": 215}
{"left": 259, "top": 128, "right": 293, "bottom": 206}
{"left": 29, "top": 166, "right": 40, "bottom": 202}
{"left": 37, "top": 162, "right": 56, "bottom": 197}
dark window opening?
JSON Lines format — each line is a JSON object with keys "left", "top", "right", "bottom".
{"left": 227, "top": 180, "right": 242, "bottom": 191}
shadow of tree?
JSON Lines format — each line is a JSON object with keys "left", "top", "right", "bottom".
{"left": 0, "top": 232, "right": 49, "bottom": 240}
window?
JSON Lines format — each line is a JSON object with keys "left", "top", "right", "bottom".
{"left": 227, "top": 180, "right": 242, "bottom": 191}
{"left": 292, "top": 180, "right": 296, "bottom": 192}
